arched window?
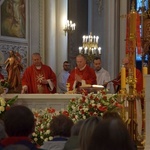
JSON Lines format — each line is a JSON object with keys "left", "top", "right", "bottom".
{"left": 135, "top": 0, "right": 148, "bottom": 70}
{"left": 136, "top": 0, "right": 148, "bottom": 11}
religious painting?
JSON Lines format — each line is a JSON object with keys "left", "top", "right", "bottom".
{"left": 0, "top": 0, "right": 28, "bottom": 42}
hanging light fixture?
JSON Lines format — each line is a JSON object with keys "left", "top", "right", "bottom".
{"left": 63, "top": 20, "right": 76, "bottom": 36}
{"left": 78, "top": 32, "right": 101, "bottom": 62}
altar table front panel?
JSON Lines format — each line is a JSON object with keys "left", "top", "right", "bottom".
{"left": 3, "top": 94, "right": 81, "bottom": 110}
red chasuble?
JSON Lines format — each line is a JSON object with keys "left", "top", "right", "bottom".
{"left": 67, "top": 65, "right": 97, "bottom": 90}
{"left": 113, "top": 68, "right": 143, "bottom": 93}
{"left": 0, "top": 73, "right": 4, "bottom": 79}
{"left": 22, "top": 64, "right": 56, "bottom": 93}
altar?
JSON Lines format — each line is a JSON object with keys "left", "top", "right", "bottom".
{"left": 3, "top": 94, "right": 81, "bottom": 110}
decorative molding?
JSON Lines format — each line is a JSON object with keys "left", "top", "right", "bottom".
{"left": 97, "top": 0, "right": 103, "bottom": 15}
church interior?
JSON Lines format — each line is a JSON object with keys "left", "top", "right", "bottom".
{"left": 0, "top": 0, "right": 150, "bottom": 149}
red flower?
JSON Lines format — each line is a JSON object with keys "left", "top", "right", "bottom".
{"left": 94, "top": 97, "right": 99, "bottom": 101}
{"left": 115, "top": 102, "right": 123, "bottom": 108}
{"left": 102, "top": 96, "right": 107, "bottom": 100}
{"left": 6, "top": 106, "right": 10, "bottom": 111}
{"left": 98, "top": 106, "right": 107, "bottom": 112}
{"left": 81, "top": 110, "right": 85, "bottom": 114}
{"left": 81, "top": 96, "right": 85, "bottom": 103}
{"left": 90, "top": 111, "right": 94, "bottom": 115}
{"left": 47, "top": 108, "right": 55, "bottom": 113}
{"left": 79, "top": 106, "right": 83, "bottom": 109}
{"left": 71, "top": 98, "right": 75, "bottom": 101}
{"left": 62, "top": 110, "right": 69, "bottom": 116}
{"left": 90, "top": 95, "right": 93, "bottom": 99}
{"left": 101, "top": 90, "right": 106, "bottom": 95}
{"left": 110, "top": 98, "right": 114, "bottom": 103}
{"left": 89, "top": 104, "right": 92, "bottom": 108}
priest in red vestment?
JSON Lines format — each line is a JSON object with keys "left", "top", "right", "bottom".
{"left": 112, "top": 57, "right": 143, "bottom": 93}
{"left": 67, "top": 54, "right": 97, "bottom": 91}
{"left": 21, "top": 53, "right": 56, "bottom": 93}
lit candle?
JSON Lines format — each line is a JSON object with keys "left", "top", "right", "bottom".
{"left": 86, "top": 36, "right": 88, "bottom": 42}
{"left": 84, "top": 47, "right": 88, "bottom": 54}
{"left": 121, "top": 65, "right": 126, "bottom": 89}
{"left": 73, "top": 23, "right": 76, "bottom": 30}
{"left": 143, "top": 66, "right": 148, "bottom": 75}
{"left": 98, "top": 47, "right": 101, "bottom": 54}
{"left": 130, "top": 12, "right": 136, "bottom": 36}
{"left": 143, "top": 66, "right": 148, "bottom": 89}
{"left": 79, "top": 47, "right": 82, "bottom": 53}
{"left": 83, "top": 36, "right": 85, "bottom": 42}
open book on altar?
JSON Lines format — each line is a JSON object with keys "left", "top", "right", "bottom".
{"left": 79, "top": 84, "right": 104, "bottom": 93}
{"left": 80, "top": 84, "right": 104, "bottom": 88}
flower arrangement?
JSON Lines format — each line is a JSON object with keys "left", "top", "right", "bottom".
{"left": 0, "top": 79, "right": 9, "bottom": 88}
{"left": 0, "top": 95, "right": 18, "bottom": 118}
{"left": 31, "top": 108, "right": 58, "bottom": 146}
{"left": 31, "top": 90, "right": 124, "bottom": 146}
{"left": 31, "top": 107, "right": 72, "bottom": 146}
{"left": 0, "top": 79, "right": 10, "bottom": 94}
{"left": 66, "top": 90, "right": 123, "bottom": 122}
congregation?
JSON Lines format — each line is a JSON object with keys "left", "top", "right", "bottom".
{"left": 0, "top": 105, "right": 136, "bottom": 150}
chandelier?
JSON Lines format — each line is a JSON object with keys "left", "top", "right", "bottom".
{"left": 79, "top": 32, "right": 101, "bottom": 62}
{"left": 63, "top": 20, "right": 76, "bottom": 36}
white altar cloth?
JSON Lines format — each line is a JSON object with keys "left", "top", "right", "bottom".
{"left": 3, "top": 94, "right": 81, "bottom": 110}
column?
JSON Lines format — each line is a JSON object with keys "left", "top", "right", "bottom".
{"left": 45, "top": 0, "right": 57, "bottom": 72}
{"left": 55, "top": 0, "right": 68, "bottom": 76}
{"left": 120, "top": 0, "right": 127, "bottom": 63}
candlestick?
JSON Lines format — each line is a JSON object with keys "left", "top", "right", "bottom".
{"left": 121, "top": 65, "right": 126, "bottom": 89}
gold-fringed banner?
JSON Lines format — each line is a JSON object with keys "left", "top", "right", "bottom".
{"left": 125, "top": 12, "right": 142, "bottom": 54}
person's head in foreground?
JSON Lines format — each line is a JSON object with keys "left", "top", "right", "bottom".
{"left": 79, "top": 116, "right": 102, "bottom": 150}
{"left": 50, "top": 114, "right": 74, "bottom": 137}
{"left": 88, "top": 118, "right": 136, "bottom": 150}
{"left": 3, "top": 105, "right": 35, "bottom": 137}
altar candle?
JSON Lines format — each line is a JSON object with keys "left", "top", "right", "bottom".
{"left": 121, "top": 65, "right": 126, "bottom": 89}
{"left": 130, "top": 12, "right": 136, "bottom": 35}
{"left": 143, "top": 66, "right": 148, "bottom": 89}
{"left": 143, "top": 66, "right": 148, "bottom": 75}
